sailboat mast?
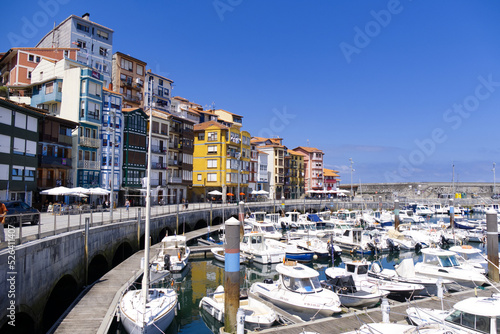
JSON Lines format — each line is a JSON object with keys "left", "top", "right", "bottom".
{"left": 141, "top": 76, "right": 154, "bottom": 307}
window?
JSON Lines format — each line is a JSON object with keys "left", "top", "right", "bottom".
{"left": 137, "top": 64, "right": 144, "bottom": 75}
{"left": 207, "top": 159, "right": 217, "bottom": 168}
{"left": 12, "top": 166, "right": 23, "bottom": 181}
{"left": 25, "top": 140, "right": 36, "bottom": 156}
{"left": 14, "top": 113, "right": 26, "bottom": 129}
{"left": 25, "top": 168, "right": 35, "bottom": 181}
{"left": 76, "top": 40, "right": 87, "bottom": 49}
{"left": 208, "top": 145, "right": 217, "bottom": 154}
{"left": 28, "top": 71, "right": 32, "bottom": 79}
{"left": 0, "top": 164, "right": 8, "bottom": 180}
{"left": 197, "top": 174, "right": 202, "bottom": 181}
{"left": 45, "top": 82, "right": 54, "bottom": 94}
{"left": 36, "top": 56, "right": 41, "bottom": 63}
{"left": 97, "top": 29, "right": 108, "bottom": 40}
{"left": 27, "top": 116, "right": 37, "bottom": 132}
{"left": 198, "top": 133, "right": 205, "bottom": 141}
{"left": 88, "top": 102, "right": 100, "bottom": 119}
{"left": 40, "top": 71, "right": 43, "bottom": 81}
{"left": 207, "top": 173, "right": 217, "bottom": 182}
{"left": 28, "top": 54, "right": 34, "bottom": 62}
{"left": 89, "top": 81, "right": 100, "bottom": 96}
{"left": 121, "top": 58, "right": 133, "bottom": 71}
{"left": 0, "top": 107, "right": 11, "bottom": 125}
{"left": 158, "top": 79, "right": 163, "bottom": 86}
{"left": 207, "top": 132, "right": 217, "bottom": 141}
{"left": 0, "top": 135, "right": 9, "bottom": 153}
{"left": 99, "top": 47, "right": 107, "bottom": 56}
{"left": 77, "top": 23, "right": 90, "bottom": 32}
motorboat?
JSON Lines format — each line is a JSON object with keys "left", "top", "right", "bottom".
{"left": 151, "top": 234, "right": 191, "bottom": 275}
{"left": 265, "top": 238, "right": 316, "bottom": 262}
{"left": 199, "top": 286, "right": 276, "bottom": 330}
{"left": 264, "top": 213, "right": 280, "bottom": 230}
{"left": 342, "top": 322, "right": 459, "bottom": 334}
{"left": 210, "top": 246, "right": 251, "bottom": 264}
{"left": 453, "top": 217, "right": 478, "bottom": 230}
{"left": 287, "top": 236, "right": 333, "bottom": 258}
{"left": 373, "top": 210, "right": 394, "bottom": 228}
{"left": 331, "top": 228, "right": 382, "bottom": 254}
{"left": 431, "top": 203, "right": 449, "bottom": 215}
{"left": 288, "top": 215, "right": 326, "bottom": 238}
{"left": 250, "top": 261, "right": 342, "bottom": 320}
{"left": 278, "top": 211, "right": 302, "bottom": 229}
{"left": 368, "top": 258, "right": 457, "bottom": 295}
{"left": 449, "top": 245, "right": 488, "bottom": 274}
{"left": 240, "top": 232, "right": 286, "bottom": 264}
{"left": 119, "top": 115, "right": 178, "bottom": 334}
{"left": 407, "top": 295, "right": 500, "bottom": 334}
{"left": 472, "top": 204, "right": 486, "bottom": 214}
{"left": 325, "top": 260, "right": 425, "bottom": 300}
{"left": 415, "top": 205, "right": 434, "bottom": 216}
{"left": 399, "top": 209, "right": 426, "bottom": 224}
{"left": 414, "top": 247, "right": 488, "bottom": 288}
{"left": 386, "top": 228, "right": 422, "bottom": 251}
{"left": 245, "top": 211, "right": 282, "bottom": 240}
{"left": 321, "top": 273, "right": 389, "bottom": 308}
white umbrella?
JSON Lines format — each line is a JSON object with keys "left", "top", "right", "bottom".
{"left": 251, "top": 190, "right": 259, "bottom": 195}
{"left": 68, "top": 187, "right": 89, "bottom": 197}
{"left": 256, "top": 190, "right": 269, "bottom": 195}
{"left": 86, "top": 187, "right": 111, "bottom": 195}
{"left": 208, "top": 190, "right": 223, "bottom": 196}
{"left": 40, "top": 186, "right": 73, "bottom": 196}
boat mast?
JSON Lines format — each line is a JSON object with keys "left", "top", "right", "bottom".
{"left": 141, "top": 75, "right": 154, "bottom": 308}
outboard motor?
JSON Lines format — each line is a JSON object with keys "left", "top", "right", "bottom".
{"left": 367, "top": 242, "right": 377, "bottom": 253}
{"left": 386, "top": 238, "right": 398, "bottom": 253}
{"left": 440, "top": 234, "right": 449, "bottom": 245}
{"left": 163, "top": 255, "right": 171, "bottom": 270}
{"left": 281, "top": 221, "right": 287, "bottom": 230}
{"left": 414, "top": 242, "right": 422, "bottom": 252}
{"left": 263, "top": 278, "right": 273, "bottom": 284}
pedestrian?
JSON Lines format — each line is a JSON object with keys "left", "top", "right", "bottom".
{"left": 0, "top": 201, "right": 7, "bottom": 242}
{"left": 125, "top": 199, "right": 130, "bottom": 212}
{"left": 184, "top": 199, "right": 189, "bottom": 210}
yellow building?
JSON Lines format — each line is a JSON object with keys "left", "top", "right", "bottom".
{"left": 287, "top": 149, "right": 305, "bottom": 199}
{"left": 193, "top": 121, "right": 250, "bottom": 202}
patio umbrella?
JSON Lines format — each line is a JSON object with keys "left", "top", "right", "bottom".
{"left": 227, "top": 193, "right": 234, "bottom": 196}
{"left": 239, "top": 192, "right": 245, "bottom": 196}
{"left": 86, "top": 187, "right": 111, "bottom": 195}
{"left": 256, "top": 190, "right": 269, "bottom": 195}
{"left": 208, "top": 190, "right": 223, "bottom": 196}
{"left": 68, "top": 187, "right": 89, "bottom": 197}
{"left": 40, "top": 186, "right": 73, "bottom": 196}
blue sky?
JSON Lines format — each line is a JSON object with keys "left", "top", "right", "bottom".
{"left": 2, "top": 0, "right": 500, "bottom": 184}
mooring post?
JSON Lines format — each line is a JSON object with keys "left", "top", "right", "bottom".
{"left": 394, "top": 199, "right": 400, "bottom": 230}
{"left": 486, "top": 209, "right": 499, "bottom": 282}
{"left": 224, "top": 215, "right": 241, "bottom": 334}
{"left": 239, "top": 201, "right": 245, "bottom": 241}
{"left": 449, "top": 199, "right": 455, "bottom": 244}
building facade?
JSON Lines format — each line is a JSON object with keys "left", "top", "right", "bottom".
{"left": 112, "top": 52, "right": 146, "bottom": 109}
{"left": 36, "top": 13, "right": 114, "bottom": 87}
{"left": 293, "top": 146, "right": 325, "bottom": 192}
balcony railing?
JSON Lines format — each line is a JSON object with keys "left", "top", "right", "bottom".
{"left": 39, "top": 156, "right": 72, "bottom": 167}
{"left": 150, "top": 145, "right": 167, "bottom": 153}
{"left": 168, "top": 159, "right": 178, "bottom": 166}
{"left": 150, "top": 179, "right": 167, "bottom": 186}
{"left": 59, "top": 134, "right": 72, "bottom": 145}
{"left": 152, "top": 162, "right": 167, "bottom": 169}
{"left": 169, "top": 176, "right": 182, "bottom": 184}
{"left": 79, "top": 136, "right": 100, "bottom": 148}
{"left": 77, "top": 160, "right": 99, "bottom": 169}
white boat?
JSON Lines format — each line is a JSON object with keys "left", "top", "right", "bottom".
{"left": 449, "top": 245, "right": 488, "bottom": 274}
{"left": 415, "top": 205, "right": 434, "bottom": 216}
{"left": 431, "top": 203, "right": 449, "bottom": 215}
{"left": 288, "top": 236, "right": 332, "bottom": 258}
{"left": 119, "top": 95, "right": 178, "bottom": 334}
{"left": 414, "top": 247, "right": 488, "bottom": 288}
{"left": 321, "top": 273, "right": 389, "bottom": 308}
{"left": 400, "top": 209, "right": 426, "bottom": 224}
{"left": 199, "top": 285, "right": 276, "bottom": 330}
{"left": 288, "top": 215, "right": 325, "bottom": 238}
{"left": 265, "top": 238, "right": 316, "bottom": 262}
{"left": 386, "top": 228, "right": 422, "bottom": 251}
{"left": 342, "top": 323, "right": 459, "bottom": 334}
{"left": 278, "top": 211, "right": 302, "bottom": 229}
{"left": 407, "top": 294, "right": 500, "bottom": 334}
{"left": 331, "top": 228, "right": 382, "bottom": 254}
{"left": 326, "top": 260, "right": 425, "bottom": 300}
{"left": 250, "top": 261, "right": 342, "bottom": 320}
{"left": 368, "top": 258, "right": 457, "bottom": 295}
{"left": 240, "top": 232, "right": 286, "bottom": 264}
{"left": 210, "top": 246, "right": 251, "bottom": 264}
{"left": 472, "top": 204, "right": 486, "bottom": 214}
{"left": 245, "top": 211, "right": 282, "bottom": 240}
{"left": 152, "top": 234, "right": 190, "bottom": 274}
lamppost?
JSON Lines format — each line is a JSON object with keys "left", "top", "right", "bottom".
{"left": 108, "top": 105, "right": 116, "bottom": 222}
{"left": 349, "top": 158, "right": 354, "bottom": 199}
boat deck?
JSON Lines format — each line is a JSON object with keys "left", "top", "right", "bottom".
{"left": 250, "top": 283, "right": 500, "bottom": 333}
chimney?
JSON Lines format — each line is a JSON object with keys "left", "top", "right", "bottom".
{"left": 82, "top": 13, "right": 90, "bottom": 21}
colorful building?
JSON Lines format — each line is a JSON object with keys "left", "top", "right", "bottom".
{"left": 293, "top": 146, "right": 324, "bottom": 193}
{"left": 112, "top": 52, "right": 146, "bottom": 109}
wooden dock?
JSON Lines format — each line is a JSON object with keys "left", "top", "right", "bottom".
{"left": 251, "top": 284, "right": 500, "bottom": 333}
{"left": 49, "top": 228, "right": 219, "bottom": 334}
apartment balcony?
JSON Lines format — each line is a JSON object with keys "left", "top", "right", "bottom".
{"left": 59, "top": 134, "right": 72, "bottom": 145}
{"left": 79, "top": 136, "right": 100, "bottom": 148}
{"left": 150, "top": 145, "right": 167, "bottom": 154}
{"left": 123, "top": 94, "right": 142, "bottom": 103}
{"left": 150, "top": 178, "right": 167, "bottom": 187}
{"left": 169, "top": 176, "right": 182, "bottom": 184}
{"left": 168, "top": 159, "right": 178, "bottom": 166}
{"left": 77, "top": 160, "right": 100, "bottom": 170}
{"left": 39, "top": 156, "right": 72, "bottom": 168}
{"left": 152, "top": 162, "right": 167, "bottom": 169}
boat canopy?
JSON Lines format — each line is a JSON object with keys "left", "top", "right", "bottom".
{"left": 307, "top": 214, "right": 322, "bottom": 222}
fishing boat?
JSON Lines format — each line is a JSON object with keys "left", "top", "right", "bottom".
{"left": 321, "top": 274, "right": 389, "bottom": 308}
{"left": 151, "top": 234, "right": 191, "bottom": 277}
{"left": 330, "top": 228, "right": 382, "bottom": 254}
{"left": 288, "top": 235, "right": 335, "bottom": 258}
{"left": 407, "top": 294, "right": 500, "bottom": 334}
{"left": 250, "top": 261, "right": 342, "bottom": 320}
{"left": 326, "top": 260, "right": 425, "bottom": 300}
{"left": 119, "top": 87, "right": 178, "bottom": 334}
{"left": 199, "top": 286, "right": 277, "bottom": 330}
{"left": 278, "top": 211, "right": 302, "bottom": 229}
{"left": 414, "top": 247, "right": 488, "bottom": 288}
{"left": 368, "top": 258, "right": 457, "bottom": 295}
{"left": 210, "top": 246, "right": 251, "bottom": 264}
{"left": 240, "top": 232, "right": 286, "bottom": 264}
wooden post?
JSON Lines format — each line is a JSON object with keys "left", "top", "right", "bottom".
{"left": 486, "top": 209, "right": 499, "bottom": 282}
{"left": 394, "top": 200, "right": 400, "bottom": 230}
{"left": 224, "top": 216, "right": 241, "bottom": 334}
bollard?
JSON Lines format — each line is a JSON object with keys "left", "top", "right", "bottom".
{"left": 137, "top": 208, "right": 141, "bottom": 249}
{"left": 67, "top": 211, "right": 70, "bottom": 232}
{"left": 381, "top": 297, "right": 390, "bottom": 323}
{"left": 224, "top": 217, "right": 241, "bottom": 333}
{"left": 53, "top": 213, "right": 57, "bottom": 236}
{"left": 238, "top": 201, "right": 245, "bottom": 240}
{"left": 486, "top": 209, "right": 500, "bottom": 282}
{"left": 37, "top": 214, "right": 41, "bottom": 239}
{"left": 236, "top": 308, "right": 245, "bottom": 334}
{"left": 79, "top": 210, "right": 82, "bottom": 230}
{"left": 394, "top": 200, "right": 400, "bottom": 230}
{"left": 18, "top": 215, "right": 22, "bottom": 244}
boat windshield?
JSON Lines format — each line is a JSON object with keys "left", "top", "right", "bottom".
{"left": 261, "top": 226, "right": 276, "bottom": 233}
{"left": 445, "top": 309, "right": 491, "bottom": 333}
{"left": 283, "top": 275, "right": 321, "bottom": 293}
{"left": 439, "top": 255, "right": 460, "bottom": 267}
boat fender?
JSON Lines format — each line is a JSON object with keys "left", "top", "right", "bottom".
{"left": 178, "top": 252, "right": 181, "bottom": 261}
{"left": 263, "top": 278, "right": 273, "bottom": 284}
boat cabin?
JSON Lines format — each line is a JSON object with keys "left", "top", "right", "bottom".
{"left": 266, "top": 213, "right": 280, "bottom": 225}
{"left": 251, "top": 212, "right": 266, "bottom": 222}
{"left": 285, "top": 212, "right": 300, "bottom": 223}
{"left": 422, "top": 249, "right": 460, "bottom": 268}
{"left": 278, "top": 261, "right": 323, "bottom": 294}
{"left": 344, "top": 261, "right": 369, "bottom": 278}
{"left": 444, "top": 296, "right": 500, "bottom": 334}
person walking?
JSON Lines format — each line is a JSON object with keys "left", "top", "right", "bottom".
{"left": 0, "top": 201, "right": 8, "bottom": 242}
{"left": 125, "top": 199, "right": 130, "bottom": 212}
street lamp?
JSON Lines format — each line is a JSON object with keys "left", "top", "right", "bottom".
{"left": 349, "top": 158, "right": 354, "bottom": 199}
